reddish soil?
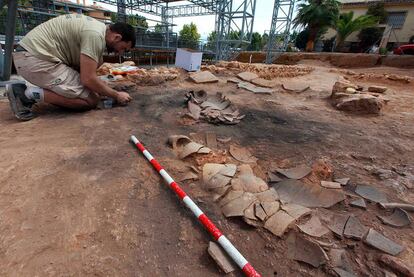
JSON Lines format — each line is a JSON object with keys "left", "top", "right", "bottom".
{"left": 0, "top": 61, "right": 413, "bottom": 276}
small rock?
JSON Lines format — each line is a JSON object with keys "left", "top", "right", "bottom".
{"left": 189, "top": 71, "right": 219, "bottom": 83}
{"left": 321, "top": 181, "right": 342, "bottom": 189}
{"left": 346, "top": 88, "right": 356, "bottom": 94}
{"left": 208, "top": 241, "right": 236, "bottom": 274}
{"left": 237, "top": 71, "right": 259, "bottom": 82}
{"left": 332, "top": 81, "right": 358, "bottom": 94}
{"left": 343, "top": 216, "right": 368, "bottom": 240}
{"left": 364, "top": 228, "right": 405, "bottom": 256}
{"left": 335, "top": 178, "right": 350, "bottom": 185}
{"left": 350, "top": 198, "right": 367, "bottom": 209}
{"left": 335, "top": 94, "right": 386, "bottom": 114}
{"left": 368, "top": 85, "right": 387, "bottom": 93}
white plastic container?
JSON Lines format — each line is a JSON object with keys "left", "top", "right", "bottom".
{"left": 175, "top": 48, "right": 203, "bottom": 72}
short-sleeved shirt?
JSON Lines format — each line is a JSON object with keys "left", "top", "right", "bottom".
{"left": 19, "top": 14, "right": 106, "bottom": 70}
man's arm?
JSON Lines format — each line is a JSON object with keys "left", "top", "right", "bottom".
{"left": 80, "top": 54, "right": 132, "bottom": 105}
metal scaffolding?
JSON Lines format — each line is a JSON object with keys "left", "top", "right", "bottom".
{"left": 265, "top": 0, "right": 295, "bottom": 64}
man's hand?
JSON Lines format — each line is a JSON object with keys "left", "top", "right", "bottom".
{"left": 116, "top": 91, "right": 132, "bottom": 105}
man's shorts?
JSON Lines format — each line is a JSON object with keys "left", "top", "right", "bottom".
{"left": 13, "top": 51, "right": 91, "bottom": 99}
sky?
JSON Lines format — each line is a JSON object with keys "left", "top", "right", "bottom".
{"left": 82, "top": 0, "right": 278, "bottom": 41}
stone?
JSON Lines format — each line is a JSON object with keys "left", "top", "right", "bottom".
{"left": 189, "top": 71, "right": 219, "bottom": 83}
{"left": 268, "top": 172, "right": 283, "bottom": 183}
{"left": 254, "top": 203, "right": 267, "bottom": 221}
{"left": 335, "top": 178, "right": 350, "bottom": 185}
{"left": 221, "top": 192, "right": 257, "bottom": 217}
{"left": 343, "top": 216, "right": 368, "bottom": 240}
{"left": 364, "top": 228, "right": 404, "bottom": 256}
{"left": 264, "top": 210, "right": 295, "bottom": 237}
{"left": 328, "top": 214, "right": 350, "bottom": 238}
{"left": 238, "top": 82, "right": 273, "bottom": 94}
{"left": 255, "top": 188, "right": 279, "bottom": 202}
{"left": 334, "top": 94, "right": 386, "bottom": 115}
{"left": 297, "top": 215, "right": 330, "bottom": 237}
{"left": 261, "top": 201, "right": 280, "bottom": 217}
{"left": 330, "top": 249, "right": 356, "bottom": 275}
{"left": 273, "top": 179, "right": 346, "bottom": 208}
{"left": 350, "top": 198, "right": 367, "bottom": 209}
{"left": 281, "top": 203, "right": 311, "bottom": 220}
{"left": 320, "top": 181, "right": 342, "bottom": 189}
{"left": 275, "top": 164, "right": 312, "bottom": 180}
{"left": 227, "top": 77, "right": 242, "bottom": 84}
{"left": 208, "top": 241, "right": 236, "bottom": 274}
{"left": 231, "top": 164, "right": 268, "bottom": 193}
{"left": 345, "top": 87, "right": 357, "bottom": 94}
{"left": 355, "top": 185, "right": 388, "bottom": 203}
{"left": 229, "top": 145, "right": 258, "bottom": 163}
{"left": 377, "top": 208, "right": 412, "bottom": 227}
{"left": 368, "top": 85, "right": 387, "bottom": 93}
{"left": 282, "top": 83, "right": 310, "bottom": 93}
{"left": 237, "top": 71, "right": 259, "bottom": 82}
{"left": 332, "top": 81, "right": 358, "bottom": 94}
{"left": 287, "top": 233, "right": 328, "bottom": 268}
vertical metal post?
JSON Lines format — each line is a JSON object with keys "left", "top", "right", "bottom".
{"left": 117, "top": 0, "right": 126, "bottom": 23}
{"left": 1, "top": 0, "right": 18, "bottom": 81}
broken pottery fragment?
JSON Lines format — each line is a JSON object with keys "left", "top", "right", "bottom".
{"left": 179, "top": 171, "right": 199, "bottom": 182}
{"left": 379, "top": 202, "right": 414, "bottom": 212}
{"left": 281, "top": 203, "right": 311, "bottom": 220}
{"left": 251, "top": 78, "right": 276, "bottom": 88}
{"left": 219, "top": 190, "right": 244, "bottom": 207}
{"left": 237, "top": 71, "right": 259, "bottom": 82}
{"left": 335, "top": 178, "right": 350, "bottom": 185}
{"left": 264, "top": 210, "right": 295, "bottom": 237}
{"left": 208, "top": 241, "right": 236, "bottom": 274}
{"left": 377, "top": 208, "right": 412, "bottom": 228}
{"left": 231, "top": 164, "right": 268, "bottom": 193}
{"left": 261, "top": 201, "right": 280, "bottom": 217}
{"left": 268, "top": 171, "right": 283, "bottom": 183}
{"left": 330, "top": 249, "right": 357, "bottom": 276}
{"left": 333, "top": 267, "right": 357, "bottom": 277}
{"left": 168, "top": 135, "right": 211, "bottom": 159}
{"left": 327, "top": 214, "right": 350, "bottom": 238}
{"left": 368, "top": 85, "right": 387, "bottom": 93}
{"left": 238, "top": 82, "right": 273, "bottom": 94}
{"left": 190, "top": 71, "right": 219, "bottom": 83}
{"left": 343, "top": 216, "right": 368, "bottom": 240}
{"left": 187, "top": 100, "right": 202, "bottom": 120}
{"left": 255, "top": 188, "right": 279, "bottom": 202}
{"left": 203, "top": 163, "right": 237, "bottom": 182}
{"left": 297, "top": 215, "right": 330, "bottom": 237}
{"left": 229, "top": 145, "right": 258, "bottom": 163}
{"left": 221, "top": 192, "right": 257, "bottom": 217}
{"left": 244, "top": 203, "right": 258, "bottom": 220}
{"left": 350, "top": 198, "right": 367, "bottom": 209}
{"left": 355, "top": 185, "right": 388, "bottom": 203}
{"left": 378, "top": 254, "right": 414, "bottom": 277}
{"left": 255, "top": 203, "right": 267, "bottom": 221}
{"left": 205, "top": 132, "right": 217, "bottom": 149}
{"left": 321, "top": 181, "right": 342, "bottom": 189}
{"left": 282, "top": 83, "right": 310, "bottom": 93}
{"left": 273, "top": 179, "right": 345, "bottom": 208}
{"left": 287, "top": 233, "right": 328, "bottom": 268}
{"left": 275, "top": 164, "right": 312, "bottom": 180}
{"left": 364, "top": 228, "right": 404, "bottom": 256}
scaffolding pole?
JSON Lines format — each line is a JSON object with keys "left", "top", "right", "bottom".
{"left": 1, "top": 0, "right": 18, "bottom": 81}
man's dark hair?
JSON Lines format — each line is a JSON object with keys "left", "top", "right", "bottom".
{"left": 109, "top": 23, "right": 136, "bottom": 47}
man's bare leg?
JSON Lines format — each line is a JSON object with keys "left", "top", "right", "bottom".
{"left": 43, "top": 89, "right": 99, "bottom": 110}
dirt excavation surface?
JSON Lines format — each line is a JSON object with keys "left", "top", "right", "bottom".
{"left": 1, "top": 60, "right": 414, "bottom": 277}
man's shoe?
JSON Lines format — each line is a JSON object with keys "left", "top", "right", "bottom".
{"left": 6, "top": 83, "right": 37, "bottom": 121}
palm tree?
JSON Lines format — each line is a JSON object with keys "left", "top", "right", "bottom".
{"left": 293, "top": 0, "right": 340, "bottom": 52}
{"left": 335, "top": 11, "right": 378, "bottom": 50}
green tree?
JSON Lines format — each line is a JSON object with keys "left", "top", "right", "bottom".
{"left": 179, "top": 22, "right": 200, "bottom": 49}
{"left": 111, "top": 13, "right": 148, "bottom": 29}
{"left": 248, "top": 32, "right": 263, "bottom": 51}
{"left": 358, "top": 27, "right": 383, "bottom": 52}
{"left": 367, "top": 2, "right": 387, "bottom": 23}
{"left": 206, "top": 31, "right": 217, "bottom": 50}
{"left": 334, "top": 11, "right": 377, "bottom": 50}
{"left": 293, "top": 0, "right": 340, "bottom": 52}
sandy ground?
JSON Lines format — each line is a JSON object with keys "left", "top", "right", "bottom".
{"left": 0, "top": 61, "right": 413, "bottom": 276}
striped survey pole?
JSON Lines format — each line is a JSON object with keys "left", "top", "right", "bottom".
{"left": 130, "top": 135, "right": 261, "bottom": 277}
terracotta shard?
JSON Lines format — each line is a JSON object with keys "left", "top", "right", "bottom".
{"left": 281, "top": 203, "right": 311, "bottom": 220}
{"left": 287, "top": 233, "right": 328, "bottom": 268}
{"left": 264, "top": 210, "right": 295, "bottom": 237}
{"left": 364, "top": 228, "right": 405, "bottom": 256}
{"left": 219, "top": 190, "right": 244, "bottom": 207}
{"left": 297, "top": 215, "right": 330, "bottom": 237}
{"left": 202, "top": 163, "right": 237, "bottom": 183}
{"left": 282, "top": 83, "right": 310, "bottom": 93}
{"left": 190, "top": 71, "right": 219, "bottom": 83}
{"left": 251, "top": 78, "right": 276, "bottom": 88}
{"left": 255, "top": 188, "right": 279, "bottom": 202}
{"left": 244, "top": 203, "right": 258, "bottom": 220}
{"left": 378, "top": 254, "right": 414, "bottom": 276}
{"left": 261, "top": 201, "right": 280, "bottom": 217}
{"left": 238, "top": 82, "right": 273, "bottom": 94}
{"left": 221, "top": 192, "right": 257, "bottom": 217}
{"left": 205, "top": 132, "right": 217, "bottom": 149}
{"left": 168, "top": 135, "right": 192, "bottom": 150}
{"left": 231, "top": 164, "right": 268, "bottom": 193}
{"left": 200, "top": 94, "right": 231, "bottom": 110}
{"left": 321, "top": 181, "right": 342, "bottom": 189}
{"left": 268, "top": 171, "right": 283, "bottom": 183}
{"left": 329, "top": 248, "right": 356, "bottom": 275}
{"left": 275, "top": 164, "right": 312, "bottom": 180}
{"left": 227, "top": 77, "right": 242, "bottom": 84}
{"left": 335, "top": 178, "right": 350, "bottom": 185}
{"left": 355, "top": 185, "right": 388, "bottom": 203}
{"left": 343, "top": 216, "right": 368, "bottom": 240}
{"left": 237, "top": 71, "right": 259, "bottom": 82}
{"left": 377, "top": 208, "right": 412, "bottom": 228}
{"left": 179, "top": 171, "right": 199, "bottom": 182}
{"left": 208, "top": 241, "right": 236, "bottom": 274}
{"left": 350, "top": 198, "right": 367, "bottom": 209}
{"left": 333, "top": 268, "right": 357, "bottom": 277}
{"left": 229, "top": 145, "right": 258, "bottom": 163}
{"left": 255, "top": 203, "right": 267, "bottom": 221}
{"left": 327, "top": 214, "right": 350, "bottom": 238}
{"left": 187, "top": 100, "right": 201, "bottom": 120}
{"left": 273, "top": 179, "right": 345, "bottom": 208}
